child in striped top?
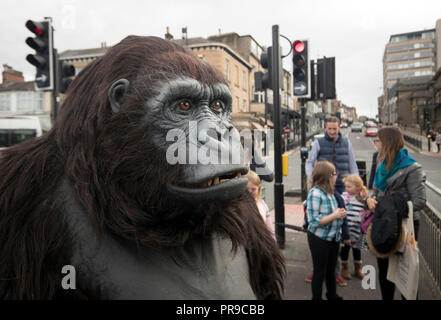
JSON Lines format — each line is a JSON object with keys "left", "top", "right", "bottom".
{"left": 340, "top": 174, "right": 368, "bottom": 280}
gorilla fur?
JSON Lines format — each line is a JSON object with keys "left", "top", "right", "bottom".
{"left": 0, "top": 36, "right": 285, "bottom": 299}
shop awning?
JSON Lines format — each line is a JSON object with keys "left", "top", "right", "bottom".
{"left": 251, "top": 121, "right": 265, "bottom": 131}
{"left": 259, "top": 117, "right": 274, "bottom": 128}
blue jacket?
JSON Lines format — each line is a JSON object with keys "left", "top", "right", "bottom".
{"left": 306, "top": 131, "right": 358, "bottom": 194}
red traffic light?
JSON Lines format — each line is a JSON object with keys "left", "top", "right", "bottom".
{"left": 293, "top": 40, "right": 305, "bottom": 53}
{"left": 25, "top": 20, "right": 46, "bottom": 36}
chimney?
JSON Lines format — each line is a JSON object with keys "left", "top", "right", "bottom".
{"left": 2, "top": 64, "right": 24, "bottom": 87}
{"left": 165, "top": 26, "right": 174, "bottom": 40}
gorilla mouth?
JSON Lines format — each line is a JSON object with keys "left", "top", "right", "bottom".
{"left": 182, "top": 172, "right": 244, "bottom": 189}
{"left": 166, "top": 169, "right": 249, "bottom": 202}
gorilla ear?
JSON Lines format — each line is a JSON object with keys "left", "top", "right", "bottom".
{"left": 108, "top": 79, "right": 130, "bottom": 113}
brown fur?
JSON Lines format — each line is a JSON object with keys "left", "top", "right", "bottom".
{"left": 0, "top": 36, "right": 285, "bottom": 299}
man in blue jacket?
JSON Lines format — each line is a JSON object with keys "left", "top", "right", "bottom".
{"left": 306, "top": 116, "right": 359, "bottom": 194}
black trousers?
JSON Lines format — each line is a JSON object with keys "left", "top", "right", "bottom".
{"left": 377, "top": 220, "right": 419, "bottom": 300}
{"left": 341, "top": 244, "right": 361, "bottom": 261}
{"left": 307, "top": 231, "right": 340, "bottom": 300}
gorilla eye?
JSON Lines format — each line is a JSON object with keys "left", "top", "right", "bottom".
{"left": 178, "top": 100, "right": 191, "bottom": 111}
{"left": 211, "top": 100, "right": 223, "bottom": 111}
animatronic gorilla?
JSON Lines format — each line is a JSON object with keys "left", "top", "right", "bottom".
{"left": 0, "top": 36, "right": 285, "bottom": 299}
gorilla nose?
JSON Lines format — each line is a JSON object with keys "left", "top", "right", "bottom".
{"left": 198, "top": 120, "right": 228, "bottom": 143}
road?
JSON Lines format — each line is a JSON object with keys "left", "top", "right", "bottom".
{"left": 346, "top": 128, "right": 441, "bottom": 210}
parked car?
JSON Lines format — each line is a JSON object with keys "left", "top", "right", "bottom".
{"left": 365, "top": 121, "right": 377, "bottom": 128}
{"left": 340, "top": 122, "right": 348, "bottom": 128}
{"left": 365, "top": 127, "right": 378, "bottom": 137}
{"left": 351, "top": 122, "right": 363, "bottom": 132}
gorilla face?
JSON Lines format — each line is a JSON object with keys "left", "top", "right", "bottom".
{"left": 109, "top": 76, "right": 249, "bottom": 203}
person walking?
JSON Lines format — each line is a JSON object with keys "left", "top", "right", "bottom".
{"left": 306, "top": 116, "right": 359, "bottom": 286}
{"left": 436, "top": 130, "right": 441, "bottom": 153}
{"left": 365, "top": 126, "right": 426, "bottom": 300}
{"left": 306, "top": 161, "right": 347, "bottom": 300}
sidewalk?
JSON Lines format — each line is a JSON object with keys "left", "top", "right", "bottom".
{"left": 265, "top": 148, "right": 441, "bottom": 300}
{"left": 269, "top": 200, "right": 383, "bottom": 300}
{"left": 421, "top": 151, "right": 441, "bottom": 158}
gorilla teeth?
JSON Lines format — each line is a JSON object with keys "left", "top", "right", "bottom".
{"left": 193, "top": 172, "right": 243, "bottom": 188}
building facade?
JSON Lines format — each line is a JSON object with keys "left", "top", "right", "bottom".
{"left": 379, "top": 19, "right": 441, "bottom": 125}
{"left": 427, "top": 68, "right": 441, "bottom": 130}
{"left": 0, "top": 64, "right": 52, "bottom": 129}
{"left": 383, "top": 29, "right": 436, "bottom": 93}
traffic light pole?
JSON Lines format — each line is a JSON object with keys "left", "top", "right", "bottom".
{"left": 264, "top": 89, "right": 268, "bottom": 156}
{"left": 300, "top": 99, "right": 307, "bottom": 201}
{"left": 52, "top": 48, "right": 59, "bottom": 121}
{"left": 271, "top": 25, "right": 285, "bottom": 250}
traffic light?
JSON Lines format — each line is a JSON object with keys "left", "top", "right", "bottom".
{"left": 58, "top": 60, "right": 76, "bottom": 94}
{"left": 25, "top": 19, "right": 53, "bottom": 90}
{"left": 317, "top": 57, "right": 336, "bottom": 100}
{"left": 255, "top": 47, "right": 273, "bottom": 91}
{"left": 292, "top": 40, "right": 309, "bottom": 97}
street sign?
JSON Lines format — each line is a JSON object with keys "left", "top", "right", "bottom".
{"left": 294, "top": 83, "right": 307, "bottom": 95}
{"left": 284, "top": 126, "right": 290, "bottom": 134}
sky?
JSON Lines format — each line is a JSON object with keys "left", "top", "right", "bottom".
{"left": 1, "top": 0, "right": 440, "bottom": 118}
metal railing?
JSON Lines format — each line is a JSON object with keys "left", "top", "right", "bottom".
{"left": 419, "top": 182, "right": 441, "bottom": 295}
{"left": 403, "top": 133, "right": 423, "bottom": 150}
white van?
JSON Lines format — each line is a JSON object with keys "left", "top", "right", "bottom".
{"left": 0, "top": 116, "right": 44, "bottom": 150}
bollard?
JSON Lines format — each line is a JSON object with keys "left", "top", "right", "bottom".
{"left": 282, "top": 153, "right": 288, "bottom": 176}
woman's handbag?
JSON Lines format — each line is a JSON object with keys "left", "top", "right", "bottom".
{"left": 386, "top": 201, "right": 419, "bottom": 300}
{"left": 360, "top": 209, "right": 374, "bottom": 234}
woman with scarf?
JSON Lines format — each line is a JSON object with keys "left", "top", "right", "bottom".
{"left": 365, "top": 126, "right": 426, "bottom": 300}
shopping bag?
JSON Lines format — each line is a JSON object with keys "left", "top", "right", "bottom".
{"left": 387, "top": 201, "right": 419, "bottom": 300}
{"left": 360, "top": 209, "right": 374, "bottom": 234}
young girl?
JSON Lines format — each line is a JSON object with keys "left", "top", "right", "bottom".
{"left": 340, "top": 174, "right": 368, "bottom": 280}
{"left": 245, "top": 170, "right": 276, "bottom": 240}
{"left": 306, "top": 161, "right": 346, "bottom": 300}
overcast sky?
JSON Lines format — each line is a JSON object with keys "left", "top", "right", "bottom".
{"left": 1, "top": 0, "right": 440, "bottom": 118}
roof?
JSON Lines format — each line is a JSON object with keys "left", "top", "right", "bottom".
{"left": 58, "top": 47, "right": 109, "bottom": 60}
{"left": 0, "top": 81, "right": 35, "bottom": 92}
{"left": 173, "top": 37, "right": 210, "bottom": 46}
{"left": 188, "top": 42, "right": 252, "bottom": 69}
{"left": 389, "top": 28, "right": 435, "bottom": 43}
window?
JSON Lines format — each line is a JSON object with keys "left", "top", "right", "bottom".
{"left": 387, "top": 42, "right": 434, "bottom": 53}
{"left": 422, "top": 31, "right": 435, "bottom": 39}
{"left": 0, "top": 93, "right": 11, "bottom": 111}
{"left": 235, "top": 66, "right": 239, "bottom": 86}
{"left": 387, "top": 69, "right": 435, "bottom": 80}
{"left": 242, "top": 71, "right": 247, "bottom": 89}
{"left": 387, "top": 51, "right": 434, "bottom": 62}
{"left": 252, "top": 86, "right": 264, "bottom": 103}
{"left": 243, "top": 99, "right": 247, "bottom": 112}
{"left": 17, "top": 92, "right": 43, "bottom": 113}
{"left": 387, "top": 60, "right": 435, "bottom": 71}
{"left": 226, "top": 60, "right": 230, "bottom": 82}
{"left": 0, "top": 129, "right": 37, "bottom": 148}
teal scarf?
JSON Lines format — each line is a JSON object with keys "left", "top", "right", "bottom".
{"left": 374, "top": 149, "right": 416, "bottom": 192}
